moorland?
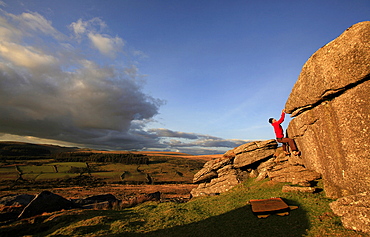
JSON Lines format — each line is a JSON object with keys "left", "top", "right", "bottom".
{"left": 0, "top": 141, "right": 218, "bottom": 200}
{"left": 0, "top": 141, "right": 368, "bottom": 237}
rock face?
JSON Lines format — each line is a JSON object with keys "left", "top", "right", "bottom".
{"left": 286, "top": 21, "right": 370, "bottom": 116}
{"left": 285, "top": 21, "right": 370, "bottom": 199}
{"left": 330, "top": 192, "right": 370, "bottom": 233}
{"left": 191, "top": 140, "right": 320, "bottom": 197}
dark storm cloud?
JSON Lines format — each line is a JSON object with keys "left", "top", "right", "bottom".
{"left": 149, "top": 128, "right": 250, "bottom": 154}
{"left": 0, "top": 11, "right": 164, "bottom": 150}
{"left": 148, "top": 128, "right": 199, "bottom": 140}
{"left": 163, "top": 137, "right": 248, "bottom": 148}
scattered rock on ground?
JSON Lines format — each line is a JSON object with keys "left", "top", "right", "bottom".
{"left": 75, "top": 193, "right": 118, "bottom": 205}
{"left": 282, "top": 185, "right": 317, "bottom": 193}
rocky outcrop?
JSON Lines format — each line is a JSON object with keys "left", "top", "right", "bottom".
{"left": 285, "top": 21, "right": 370, "bottom": 199}
{"left": 191, "top": 140, "right": 277, "bottom": 197}
{"left": 191, "top": 140, "right": 320, "bottom": 197}
{"left": 330, "top": 192, "right": 370, "bottom": 233}
{"left": 1, "top": 191, "right": 163, "bottom": 222}
{"left": 18, "top": 191, "right": 80, "bottom": 219}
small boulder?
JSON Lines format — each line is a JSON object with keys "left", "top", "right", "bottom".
{"left": 282, "top": 185, "right": 317, "bottom": 193}
{"left": 18, "top": 191, "right": 80, "bottom": 219}
{"left": 77, "top": 193, "right": 118, "bottom": 205}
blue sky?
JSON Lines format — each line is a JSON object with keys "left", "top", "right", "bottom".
{"left": 0, "top": 0, "right": 369, "bottom": 154}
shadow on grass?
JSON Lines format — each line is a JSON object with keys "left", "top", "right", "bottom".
{"left": 0, "top": 199, "right": 309, "bottom": 237}
{"left": 148, "top": 204, "right": 307, "bottom": 236}
{"left": 113, "top": 198, "right": 309, "bottom": 237}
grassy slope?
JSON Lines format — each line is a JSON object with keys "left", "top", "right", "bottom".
{"left": 1, "top": 179, "right": 368, "bottom": 237}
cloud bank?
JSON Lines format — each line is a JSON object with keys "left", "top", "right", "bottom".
{"left": 0, "top": 10, "right": 162, "bottom": 148}
{"left": 0, "top": 9, "right": 250, "bottom": 155}
{"left": 148, "top": 128, "right": 250, "bottom": 154}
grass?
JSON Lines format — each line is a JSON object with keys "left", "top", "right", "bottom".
{"left": 1, "top": 179, "right": 368, "bottom": 237}
{"left": 0, "top": 156, "right": 203, "bottom": 184}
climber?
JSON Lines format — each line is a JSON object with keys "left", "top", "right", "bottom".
{"left": 269, "top": 109, "right": 301, "bottom": 156}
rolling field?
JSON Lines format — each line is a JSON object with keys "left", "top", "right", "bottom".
{"left": 0, "top": 141, "right": 220, "bottom": 190}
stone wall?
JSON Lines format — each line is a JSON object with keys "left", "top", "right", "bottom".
{"left": 285, "top": 21, "right": 370, "bottom": 198}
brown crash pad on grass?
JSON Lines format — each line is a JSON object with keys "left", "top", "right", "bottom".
{"left": 249, "top": 197, "right": 298, "bottom": 218}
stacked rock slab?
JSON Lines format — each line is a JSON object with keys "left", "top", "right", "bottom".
{"left": 285, "top": 21, "right": 370, "bottom": 199}
{"left": 191, "top": 140, "right": 322, "bottom": 198}
{"left": 191, "top": 140, "right": 277, "bottom": 197}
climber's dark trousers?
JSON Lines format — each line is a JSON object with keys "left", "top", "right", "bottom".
{"left": 276, "top": 137, "right": 298, "bottom": 152}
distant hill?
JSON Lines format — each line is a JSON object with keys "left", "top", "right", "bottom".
{"left": 0, "top": 141, "right": 218, "bottom": 162}
{"left": 0, "top": 141, "right": 81, "bottom": 157}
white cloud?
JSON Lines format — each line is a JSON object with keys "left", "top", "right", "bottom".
{"left": 0, "top": 16, "right": 22, "bottom": 41}
{"left": 17, "top": 12, "right": 55, "bottom": 34}
{"left": 5, "top": 11, "right": 65, "bottom": 40}
{"left": 69, "top": 18, "right": 122, "bottom": 57}
{"left": 70, "top": 18, "right": 88, "bottom": 36}
{"left": 88, "top": 32, "right": 124, "bottom": 57}
{"left": 0, "top": 41, "right": 57, "bottom": 69}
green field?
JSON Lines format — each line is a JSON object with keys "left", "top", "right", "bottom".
{"left": 0, "top": 156, "right": 204, "bottom": 185}
{"left": 0, "top": 141, "right": 205, "bottom": 185}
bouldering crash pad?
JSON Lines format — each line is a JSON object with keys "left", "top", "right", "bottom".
{"left": 249, "top": 197, "right": 298, "bottom": 218}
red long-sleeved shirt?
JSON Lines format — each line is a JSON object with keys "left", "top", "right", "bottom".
{"left": 271, "top": 112, "right": 285, "bottom": 138}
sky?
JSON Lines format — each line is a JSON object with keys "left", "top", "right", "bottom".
{"left": 0, "top": 0, "right": 369, "bottom": 155}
